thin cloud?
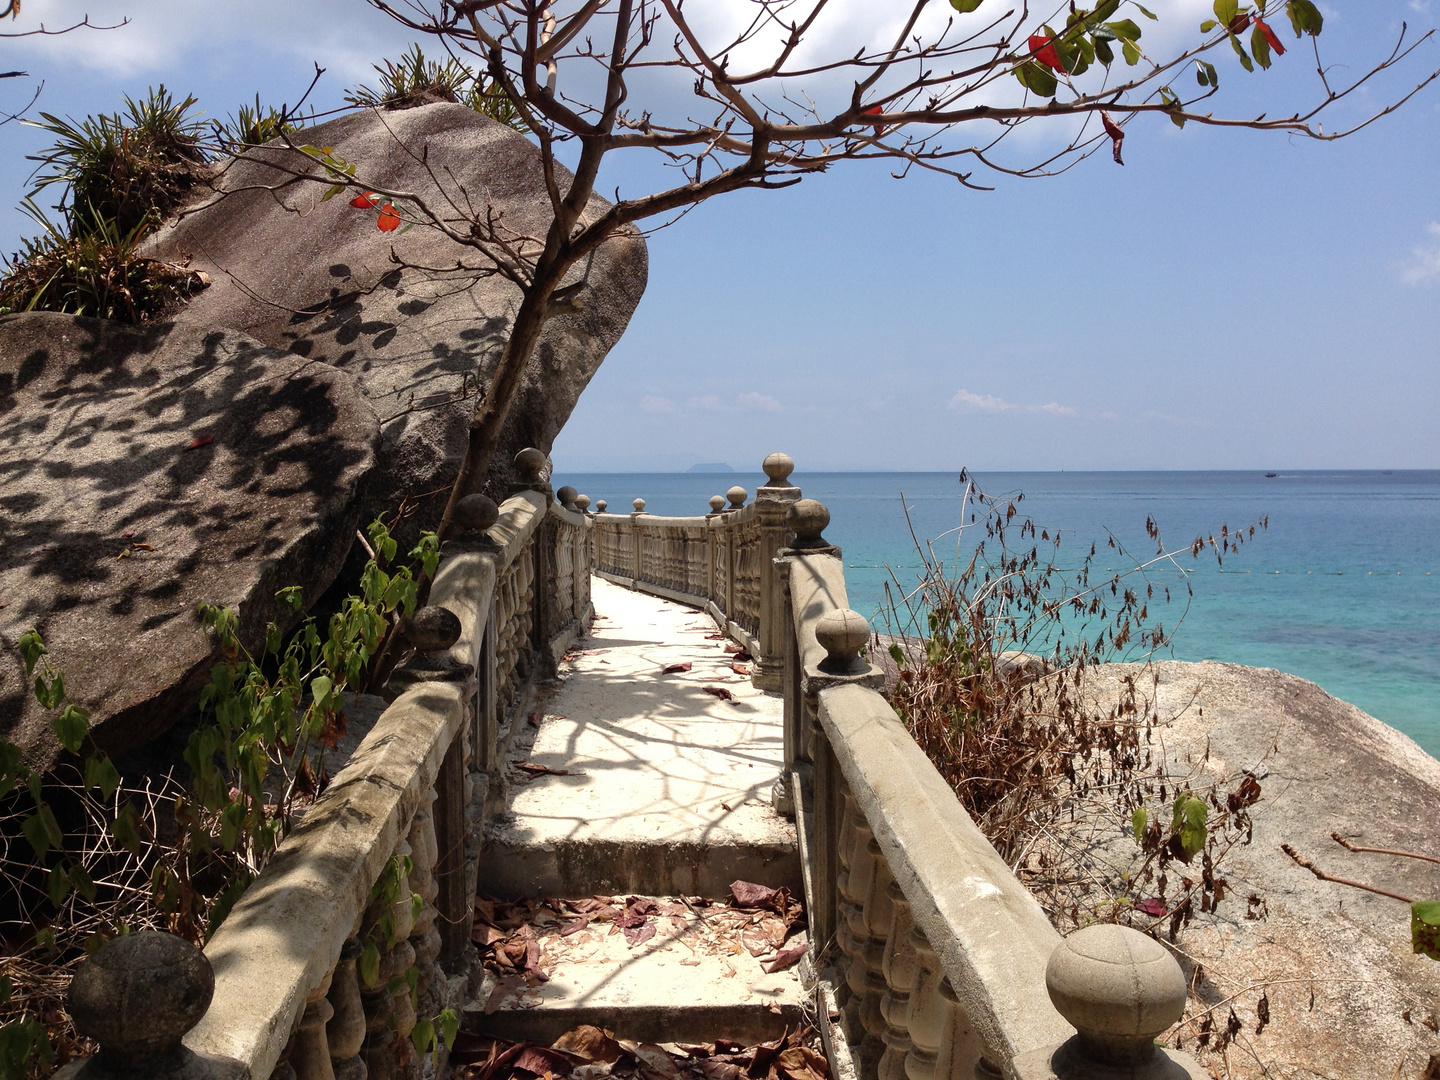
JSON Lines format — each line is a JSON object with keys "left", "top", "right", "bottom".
{"left": 737, "top": 391, "right": 783, "bottom": 413}
{"left": 1399, "top": 222, "right": 1440, "bottom": 285}
{"left": 949, "top": 388, "right": 1075, "bottom": 417}
{"left": 640, "top": 395, "right": 675, "bottom": 413}
{"left": 688, "top": 394, "right": 722, "bottom": 410}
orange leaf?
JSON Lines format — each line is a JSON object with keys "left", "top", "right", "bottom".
{"left": 377, "top": 203, "right": 401, "bottom": 232}
{"left": 349, "top": 191, "right": 381, "bottom": 209}
{"left": 1028, "top": 34, "right": 1064, "bottom": 72}
{"left": 1255, "top": 17, "right": 1285, "bottom": 55}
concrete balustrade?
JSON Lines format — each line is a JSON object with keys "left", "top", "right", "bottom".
{"left": 58, "top": 449, "right": 593, "bottom": 1080}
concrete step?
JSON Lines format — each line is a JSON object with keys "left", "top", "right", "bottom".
{"left": 463, "top": 894, "right": 808, "bottom": 1046}
{"left": 481, "top": 577, "right": 800, "bottom": 898}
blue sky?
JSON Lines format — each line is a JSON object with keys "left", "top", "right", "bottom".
{"left": 3, "top": 1, "right": 1438, "bottom": 472}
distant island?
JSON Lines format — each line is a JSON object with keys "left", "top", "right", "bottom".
{"left": 686, "top": 462, "right": 735, "bottom": 473}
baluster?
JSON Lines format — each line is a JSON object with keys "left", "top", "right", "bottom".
{"left": 845, "top": 833, "right": 893, "bottom": 1076}
{"left": 290, "top": 970, "right": 337, "bottom": 1080}
{"left": 879, "top": 882, "right": 919, "bottom": 1080}
{"left": 328, "top": 939, "right": 368, "bottom": 1080}
{"left": 904, "top": 931, "right": 981, "bottom": 1080}
{"left": 835, "top": 790, "right": 863, "bottom": 1032}
{"left": 408, "top": 789, "right": 444, "bottom": 1019}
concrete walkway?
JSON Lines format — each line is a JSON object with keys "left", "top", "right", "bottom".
{"left": 483, "top": 576, "right": 799, "bottom": 899}
{"left": 471, "top": 577, "right": 806, "bottom": 1043}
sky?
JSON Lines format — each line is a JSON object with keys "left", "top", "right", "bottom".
{"left": 2, "top": 1, "right": 1438, "bottom": 473}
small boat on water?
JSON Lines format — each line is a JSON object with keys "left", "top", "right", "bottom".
{"left": 1264, "top": 472, "right": 1277, "bottom": 478}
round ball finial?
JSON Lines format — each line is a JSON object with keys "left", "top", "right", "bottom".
{"left": 726, "top": 486, "right": 748, "bottom": 509}
{"left": 574, "top": 494, "right": 591, "bottom": 512}
{"left": 708, "top": 495, "right": 727, "bottom": 514}
{"left": 514, "top": 447, "right": 549, "bottom": 485}
{"left": 69, "top": 930, "right": 214, "bottom": 1067}
{"left": 595, "top": 499, "right": 608, "bottom": 514}
{"left": 405, "top": 606, "right": 463, "bottom": 656}
{"left": 1046, "top": 924, "right": 1187, "bottom": 1066}
{"left": 632, "top": 498, "right": 647, "bottom": 513}
{"left": 452, "top": 493, "right": 499, "bottom": 536}
{"left": 556, "top": 485, "right": 579, "bottom": 510}
{"left": 814, "top": 609, "right": 870, "bottom": 673}
{"left": 762, "top": 452, "right": 795, "bottom": 487}
{"left": 787, "top": 498, "right": 831, "bottom": 549}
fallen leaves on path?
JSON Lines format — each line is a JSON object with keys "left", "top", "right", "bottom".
{"left": 662, "top": 662, "right": 693, "bottom": 674}
{"left": 452, "top": 1024, "right": 830, "bottom": 1080}
{"left": 703, "top": 686, "right": 734, "bottom": 701}
{"left": 513, "top": 761, "right": 572, "bottom": 779}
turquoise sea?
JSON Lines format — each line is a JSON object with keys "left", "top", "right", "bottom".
{"left": 553, "top": 470, "right": 1440, "bottom": 759}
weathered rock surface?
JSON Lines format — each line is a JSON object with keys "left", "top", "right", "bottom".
{"left": 144, "top": 103, "right": 647, "bottom": 528}
{"left": 0, "top": 312, "right": 379, "bottom": 766}
{"left": 1079, "top": 661, "right": 1440, "bottom": 1080}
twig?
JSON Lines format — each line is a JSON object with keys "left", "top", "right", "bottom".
{"left": 1281, "top": 844, "right": 1416, "bottom": 903}
{"left": 1331, "top": 831, "right": 1440, "bottom": 867}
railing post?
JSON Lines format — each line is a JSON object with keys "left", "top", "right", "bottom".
{"left": 753, "top": 453, "right": 800, "bottom": 690}
{"left": 631, "top": 499, "right": 646, "bottom": 581}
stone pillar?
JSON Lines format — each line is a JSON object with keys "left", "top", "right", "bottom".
{"left": 327, "top": 939, "right": 368, "bottom": 1080}
{"left": 1011, "top": 924, "right": 1206, "bottom": 1080}
{"left": 752, "top": 453, "right": 801, "bottom": 691}
{"left": 289, "top": 972, "right": 337, "bottom": 1080}
{"left": 62, "top": 931, "right": 236, "bottom": 1080}
{"left": 631, "top": 501, "right": 646, "bottom": 582}
{"left": 878, "top": 882, "right": 919, "bottom": 1080}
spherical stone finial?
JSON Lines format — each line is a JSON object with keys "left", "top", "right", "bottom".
{"left": 452, "top": 493, "right": 499, "bottom": 536}
{"left": 632, "top": 498, "right": 647, "bottom": 513}
{"left": 1046, "top": 924, "right": 1188, "bottom": 1066}
{"left": 514, "top": 447, "right": 549, "bottom": 485}
{"left": 404, "top": 606, "right": 462, "bottom": 655}
{"left": 595, "top": 499, "right": 608, "bottom": 514}
{"left": 762, "top": 452, "right": 795, "bottom": 487}
{"left": 787, "top": 498, "right": 831, "bottom": 549}
{"left": 69, "top": 930, "right": 214, "bottom": 1069}
{"left": 726, "top": 486, "right": 748, "bottom": 509}
{"left": 556, "top": 485, "right": 579, "bottom": 510}
{"left": 814, "top": 609, "right": 870, "bottom": 673}
{"left": 574, "top": 494, "right": 591, "bottom": 512}
{"left": 709, "top": 495, "right": 727, "bottom": 514}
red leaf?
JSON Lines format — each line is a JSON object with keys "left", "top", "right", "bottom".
{"left": 1255, "top": 17, "right": 1285, "bottom": 55}
{"left": 349, "top": 191, "right": 381, "bottom": 208}
{"left": 1227, "top": 13, "right": 1251, "bottom": 34}
{"left": 184, "top": 433, "right": 215, "bottom": 451}
{"left": 377, "top": 203, "right": 401, "bottom": 231}
{"left": 662, "top": 662, "right": 692, "bottom": 674}
{"left": 1100, "top": 111, "right": 1125, "bottom": 166}
{"left": 560, "top": 917, "right": 589, "bottom": 936}
{"left": 764, "top": 943, "right": 808, "bottom": 973}
{"left": 703, "top": 686, "right": 735, "bottom": 701}
{"left": 1029, "top": 34, "right": 1064, "bottom": 72}
{"left": 729, "top": 881, "right": 777, "bottom": 909}
{"left": 1135, "top": 897, "right": 1168, "bottom": 917}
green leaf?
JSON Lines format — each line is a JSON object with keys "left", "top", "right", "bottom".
{"left": 205, "top": 873, "right": 254, "bottom": 941}
{"left": 888, "top": 643, "right": 905, "bottom": 667}
{"left": 34, "top": 671, "right": 64, "bottom": 710}
{"left": 948, "top": 0, "right": 983, "bottom": 10}
{"left": 84, "top": 754, "right": 121, "bottom": 801}
{"left": 1131, "top": 806, "right": 1147, "bottom": 842}
{"left": 1250, "top": 22, "right": 1272, "bottom": 68}
{"left": 1230, "top": 33, "right": 1254, "bottom": 71}
{"left": 110, "top": 801, "right": 142, "bottom": 855}
{"left": 53, "top": 703, "right": 89, "bottom": 754}
{"left": 17, "top": 628, "right": 46, "bottom": 677}
{"left": 435, "top": 1008, "right": 459, "bottom": 1050}
{"left": 1170, "top": 792, "right": 1208, "bottom": 862}
{"left": 0, "top": 741, "right": 24, "bottom": 801}
{"left": 1203, "top": 61, "right": 1219, "bottom": 87}
{"left": 320, "top": 183, "right": 347, "bottom": 202}
{"left": 310, "top": 675, "right": 334, "bottom": 711}
{"left": 276, "top": 585, "right": 304, "bottom": 612}
{"left": 48, "top": 864, "right": 72, "bottom": 908}
{"left": 22, "top": 804, "right": 63, "bottom": 861}
{"left": 1013, "top": 61, "right": 1058, "bottom": 98}
{"left": 1200, "top": 19, "right": 1218, "bottom": 31}
{"left": 1411, "top": 900, "right": 1440, "bottom": 961}
{"left": 69, "top": 862, "right": 96, "bottom": 902}
{"left": 1134, "top": 3, "right": 1158, "bottom": 18}
{"left": 1121, "top": 38, "right": 1141, "bottom": 65}
{"left": 1213, "top": 0, "right": 1239, "bottom": 24}
{"left": 410, "top": 1017, "right": 435, "bottom": 1055}
{"left": 360, "top": 941, "right": 381, "bottom": 987}
{"left": 1285, "top": 0, "right": 1323, "bottom": 36}
{"left": 1093, "top": 36, "right": 1115, "bottom": 66}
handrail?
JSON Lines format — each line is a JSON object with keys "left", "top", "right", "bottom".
{"left": 59, "top": 450, "right": 593, "bottom": 1080}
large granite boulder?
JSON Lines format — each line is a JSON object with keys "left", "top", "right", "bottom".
{"left": 0, "top": 312, "right": 380, "bottom": 767}
{"left": 1075, "top": 661, "right": 1440, "bottom": 1079}
{"left": 143, "top": 103, "right": 647, "bottom": 529}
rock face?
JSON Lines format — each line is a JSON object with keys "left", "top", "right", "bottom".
{"left": 1080, "top": 661, "right": 1440, "bottom": 1080}
{"left": 0, "top": 312, "right": 379, "bottom": 766}
{"left": 144, "top": 103, "right": 647, "bottom": 529}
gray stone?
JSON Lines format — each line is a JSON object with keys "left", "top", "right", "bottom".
{"left": 726, "top": 486, "right": 748, "bottom": 509}
{"left": 404, "top": 605, "right": 462, "bottom": 655}
{"left": 708, "top": 495, "right": 727, "bottom": 515}
{"left": 143, "top": 103, "right": 647, "bottom": 528}
{"left": 761, "top": 451, "right": 795, "bottom": 488}
{"left": 786, "top": 498, "right": 831, "bottom": 549}
{"left": 451, "top": 493, "right": 499, "bottom": 536}
{"left": 813, "top": 608, "right": 869, "bottom": 674}
{"left": 1070, "top": 661, "right": 1440, "bottom": 1079}
{"left": 0, "top": 313, "right": 379, "bottom": 766}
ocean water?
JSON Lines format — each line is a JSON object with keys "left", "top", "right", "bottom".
{"left": 553, "top": 470, "right": 1440, "bottom": 758}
